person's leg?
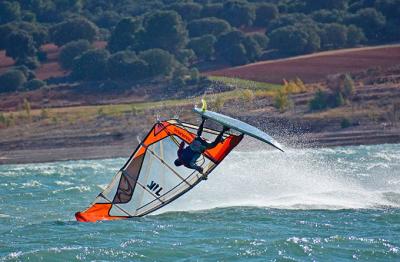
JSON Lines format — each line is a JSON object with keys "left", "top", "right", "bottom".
{"left": 189, "top": 159, "right": 204, "bottom": 174}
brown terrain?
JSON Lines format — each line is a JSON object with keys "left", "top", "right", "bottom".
{"left": 207, "top": 45, "right": 400, "bottom": 83}
{"left": 1, "top": 44, "right": 400, "bottom": 165}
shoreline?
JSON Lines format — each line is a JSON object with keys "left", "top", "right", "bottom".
{"left": 1, "top": 128, "right": 399, "bottom": 165}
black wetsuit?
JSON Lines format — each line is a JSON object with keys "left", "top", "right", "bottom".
{"left": 177, "top": 120, "right": 225, "bottom": 173}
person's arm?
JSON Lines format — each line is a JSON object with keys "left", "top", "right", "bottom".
{"left": 206, "top": 126, "right": 230, "bottom": 149}
{"left": 197, "top": 117, "right": 206, "bottom": 137}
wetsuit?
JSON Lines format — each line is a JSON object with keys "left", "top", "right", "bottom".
{"left": 176, "top": 119, "right": 226, "bottom": 174}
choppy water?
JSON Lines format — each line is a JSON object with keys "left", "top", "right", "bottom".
{"left": 0, "top": 143, "right": 399, "bottom": 261}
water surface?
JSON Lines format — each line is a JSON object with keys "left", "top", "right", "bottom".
{"left": 0, "top": 143, "right": 399, "bottom": 261}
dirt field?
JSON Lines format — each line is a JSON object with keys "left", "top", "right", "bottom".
{"left": 207, "top": 45, "right": 400, "bottom": 83}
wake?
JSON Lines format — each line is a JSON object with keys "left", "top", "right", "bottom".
{"left": 160, "top": 143, "right": 400, "bottom": 213}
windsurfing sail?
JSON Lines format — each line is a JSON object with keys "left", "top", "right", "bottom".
{"left": 75, "top": 119, "right": 243, "bottom": 222}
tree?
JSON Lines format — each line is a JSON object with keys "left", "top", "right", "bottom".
{"left": 228, "top": 44, "right": 249, "bottom": 66}
{"left": 107, "top": 50, "right": 138, "bottom": 80}
{"left": 222, "top": 0, "right": 255, "bottom": 28}
{"left": 168, "top": 2, "right": 202, "bottom": 21}
{"left": 254, "top": 3, "right": 279, "bottom": 27}
{"left": 215, "top": 30, "right": 246, "bottom": 51}
{"left": 175, "top": 49, "right": 196, "bottom": 67}
{"left": 0, "top": 1, "right": 21, "bottom": 24}
{"left": 0, "top": 23, "right": 15, "bottom": 50}
{"left": 347, "top": 25, "right": 365, "bottom": 47}
{"left": 14, "top": 22, "right": 48, "bottom": 48}
{"left": 215, "top": 30, "right": 261, "bottom": 65}
{"left": 312, "top": 9, "right": 344, "bottom": 24}
{"left": 250, "top": 33, "right": 269, "bottom": 49}
{"left": 267, "top": 13, "right": 309, "bottom": 31}
{"left": 188, "top": 34, "right": 217, "bottom": 61}
{"left": 268, "top": 25, "right": 320, "bottom": 55}
{"left": 107, "top": 17, "right": 140, "bottom": 53}
{"left": 304, "top": 0, "right": 347, "bottom": 12}
{"left": 320, "top": 23, "right": 348, "bottom": 49}
{"left": 23, "top": 79, "right": 46, "bottom": 91}
{"left": 138, "top": 49, "right": 176, "bottom": 77}
{"left": 72, "top": 49, "right": 109, "bottom": 80}
{"left": 0, "top": 70, "right": 27, "bottom": 93}
{"left": 140, "top": 11, "right": 188, "bottom": 54}
{"left": 95, "top": 10, "right": 120, "bottom": 29}
{"left": 187, "top": 17, "right": 231, "bottom": 37}
{"left": 13, "top": 65, "right": 35, "bottom": 80}
{"left": 201, "top": 3, "right": 223, "bottom": 18}
{"left": 4, "top": 30, "right": 37, "bottom": 61}
{"left": 243, "top": 36, "right": 262, "bottom": 62}
{"left": 50, "top": 17, "right": 98, "bottom": 46}
{"left": 346, "top": 8, "right": 386, "bottom": 41}
{"left": 59, "top": 39, "right": 92, "bottom": 69}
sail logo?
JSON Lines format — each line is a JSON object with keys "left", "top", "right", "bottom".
{"left": 147, "top": 181, "right": 163, "bottom": 196}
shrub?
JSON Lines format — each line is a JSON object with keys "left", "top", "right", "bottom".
{"left": 0, "top": 70, "right": 27, "bottom": 93}
{"left": 72, "top": 49, "right": 110, "bottom": 80}
{"left": 334, "top": 92, "right": 345, "bottom": 107}
{"left": 343, "top": 74, "right": 355, "bottom": 99}
{"left": 141, "top": 11, "right": 188, "bottom": 54}
{"left": 320, "top": 23, "right": 348, "bottom": 49}
{"left": 341, "top": 118, "right": 351, "bottom": 128}
{"left": 269, "top": 25, "right": 321, "bottom": 55}
{"left": 188, "top": 34, "right": 217, "bottom": 61}
{"left": 241, "top": 89, "right": 254, "bottom": 102}
{"left": 59, "top": 40, "right": 92, "bottom": 69}
{"left": 107, "top": 50, "right": 138, "bottom": 80}
{"left": 107, "top": 51, "right": 150, "bottom": 81}
{"left": 138, "top": 49, "right": 176, "bottom": 77}
{"left": 347, "top": 25, "right": 366, "bottom": 47}
{"left": 4, "top": 30, "right": 37, "bottom": 62}
{"left": 294, "top": 77, "right": 307, "bottom": 92}
{"left": 23, "top": 98, "right": 31, "bottom": 119}
{"left": 274, "top": 89, "right": 291, "bottom": 112}
{"left": 309, "top": 89, "right": 329, "bottom": 111}
{"left": 254, "top": 3, "right": 279, "bottom": 27}
{"left": 40, "top": 108, "right": 49, "bottom": 119}
{"left": 168, "top": 2, "right": 202, "bottom": 21}
{"left": 187, "top": 17, "right": 231, "bottom": 37}
{"left": 50, "top": 18, "right": 99, "bottom": 46}
{"left": 107, "top": 17, "right": 140, "bottom": 53}
{"left": 0, "top": 1, "right": 21, "bottom": 24}
{"left": 214, "top": 96, "right": 225, "bottom": 111}
{"left": 221, "top": 0, "right": 255, "bottom": 28}
{"left": 175, "top": 49, "right": 196, "bottom": 66}
{"left": 13, "top": 65, "right": 35, "bottom": 80}
{"left": 16, "top": 56, "right": 40, "bottom": 70}
{"left": 22, "top": 79, "right": 46, "bottom": 91}
{"left": 250, "top": 33, "right": 269, "bottom": 49}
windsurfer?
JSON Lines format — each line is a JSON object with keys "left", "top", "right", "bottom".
{"left": 174, "top": 117, "right": 229, "bottom": 179}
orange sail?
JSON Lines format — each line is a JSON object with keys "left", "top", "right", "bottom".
{"left": 75, "top": 120, "right": 242, "bottom": 222}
